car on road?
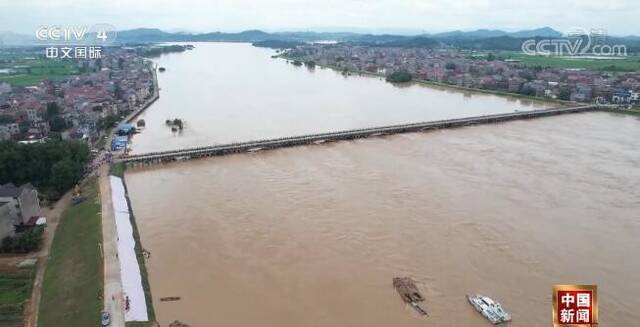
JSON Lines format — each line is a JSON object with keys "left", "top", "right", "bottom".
{"left": 101, "top": 311, "right": 111, "bottom": 326}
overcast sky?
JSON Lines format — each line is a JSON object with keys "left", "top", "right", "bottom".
{"left": 1, "top": 0, "right": 639, "bottom": 35}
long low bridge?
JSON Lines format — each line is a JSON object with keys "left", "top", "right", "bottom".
{"left": 118, "top": 105, "right": 597, "bottom": 165}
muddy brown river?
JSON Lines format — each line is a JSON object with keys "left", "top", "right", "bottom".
{"left": 126, "top": 112, "right": 640, "bottom": 326}
{"left": 129, "top": 43, "right": 551, "bottom": 154}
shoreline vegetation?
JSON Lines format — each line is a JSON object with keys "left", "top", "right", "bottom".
{"left": 601, "top": 106, "right": 640, "bottom": 116}
{"left": 282, "top": 56, "right": 640, "bottom": 116}
{"left": 138, "top": 44, "right": 195, "bottom": 58}
{"left": 385, "top": 70, "right": 413, "bottom": 83}
{"left": 284, "top": 56, "right": 574, "bottom": 106}
{"left": 38, "top": 180, "right": 103, "bottom": 327}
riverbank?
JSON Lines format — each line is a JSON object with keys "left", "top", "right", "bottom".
{"left": 105, "top": 62, "right": 160, "bottom": 152}
{"left": 601, "top": 106, "right": 640, "bottom": 116}
{"left": 279, "top": 56, "right": 572, "bottom": 107}
{"left": 126, "top": 62, "right": 160, "bottom": 124}
{"left": 298, "top": 59, "right": 640, "bottom": 118}
{"left": 99, "top": 166, "right": 126, "bottom": 327}
{"left": 122, "top": 176, "right": 156, "bottom": 327}
{"left": 107, "top": 163, "right": 156, "bottom": 327}
{"left": 38, "top": 180, "right": 103, "bottom": 327}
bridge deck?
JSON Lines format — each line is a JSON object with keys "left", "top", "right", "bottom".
{"left": 118, "top": 105, "right": 597, "bottom": 165}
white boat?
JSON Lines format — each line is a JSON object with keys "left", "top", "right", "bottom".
{"left": 467, "top": 294, "right": 511, "bottom": 324}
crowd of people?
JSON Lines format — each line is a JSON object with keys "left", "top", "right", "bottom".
{"left": 80, "top": 149, "right": 113, "bottom": 183}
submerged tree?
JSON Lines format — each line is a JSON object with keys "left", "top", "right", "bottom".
{"left": 386, "top": 70, "right": 413, "bottom": 83}
{"left": 172, "top": 119, "right": 184, "bottom": 130}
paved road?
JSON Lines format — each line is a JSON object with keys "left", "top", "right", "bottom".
{"left": 99, "top": 166, "right": 126, "bottom": 327}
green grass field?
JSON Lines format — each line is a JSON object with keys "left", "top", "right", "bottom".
{"left": 126, "top": 321, "right": 153, "bottom": 327}
{"left": 110, "top": 162, "right": 126, "bottom": 178}
{"left": 0, "top": 57, "right": 79, "bottom": 86}
{"left": 38, "top": 181, "right": 103, "bottom": 327}
{"left": 0, "top": 267, "right": 36, "bottom": 327}
{"left": 499, "top": 52, "right": 640, "bottom": 72}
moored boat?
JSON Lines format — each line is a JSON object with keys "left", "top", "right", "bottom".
{"left": 467, "top": 294, "right": 511, "bottom": 324}
{"left": 393, "top": 277, "right": 428, "bottom": 316}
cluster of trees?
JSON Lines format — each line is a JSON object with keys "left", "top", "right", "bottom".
{"left": 97, "top": 114, "right": 122, "bottom": 131}
{"left": 252, "top": 40, "right": 304, "bottom": 49}
{"left": 519, "top": 85, "right": 571, "bottom": 100}
{"left": 0, "top": 139, "right": 90, "bottom": 199}
{"left": 138, "top": 45, "right": 190, "bottom": 57}
{"left": 386, "top": 70, "right": 413, "bottom": 83}
{"left": 519, "top": 87, "right": 537, "bottom": 97}
{"left": 0, "top": 226, "right": 44, "bottom": 253}
{"left": 45, "top": 102, "right": 68, "bottom": 132}
{"left": 165, "top": 118, "right": 184, "bottom": 130}
{"left": 0, "top": 115, "right": 32, "bottom": 135}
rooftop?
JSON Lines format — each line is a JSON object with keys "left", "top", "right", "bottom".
{"left": 0, "top": 183, "right": 35, "bottom": 198}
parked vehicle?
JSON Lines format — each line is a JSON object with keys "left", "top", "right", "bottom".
{"left": 101, "top": 311, "right": 111, "bottom": 326}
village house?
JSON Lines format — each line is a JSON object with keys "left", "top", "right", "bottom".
{"left": 0, "top": 82, "right": 11, "bottom": 95}
{"left": 0, "top": 183, "right": 41, "bottom": 240}
{"left": 612, "top": 90, "right": 633, "bottom": 104}
{"left": 0, "top": 123, "right": 20, "bottom": 140}
{"left": 284, "top": 43, "right": 640, "bottom": 104}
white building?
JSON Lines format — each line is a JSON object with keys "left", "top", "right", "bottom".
{"left": 0, "top": 82, "right": 11, "bottom": 94}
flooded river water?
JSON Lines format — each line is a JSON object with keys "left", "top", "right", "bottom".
{"left": 127, "top": 111, "right": 640, "bottom": 326}
{"left": 129, "top": 43, "right": 551, "bottom": 154}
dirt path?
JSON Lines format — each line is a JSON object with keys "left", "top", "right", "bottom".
{"left": 21, "top": 189, "right": 73, "bottom": 327}
{"left": 20, "top": 168, "right": 119, "bottom": 327}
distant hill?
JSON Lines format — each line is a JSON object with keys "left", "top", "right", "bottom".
{"left": 508, "top": 27, "right": 562, "bottom": 38}
{"left": 0, "top": 31, "right": 34, "bottom": 46}
{"left": 2, "top": 27, "right": 639, "bottom": 53}
{"left": 190, "top": 30, "right": 272, "bottom": 42}
{"left": 430, "top": 27, "right": 562, "bottom": 39}
{"left": 433, "top": 29, "right": 508, "bottom": 39}
{"left": 351, "top": 35, "right": 442, "bottom": 48}
{"left": 252, "top": 40, "right": 305, "bottom": 49}
{"left": 273, "top": 31, "right": 360, "bottom": 42}
{"left": 112, "top": 27, "right": 567, "bottom": 44}
{"left": 117, "top": 28, "right": 177, "bottom": 42}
